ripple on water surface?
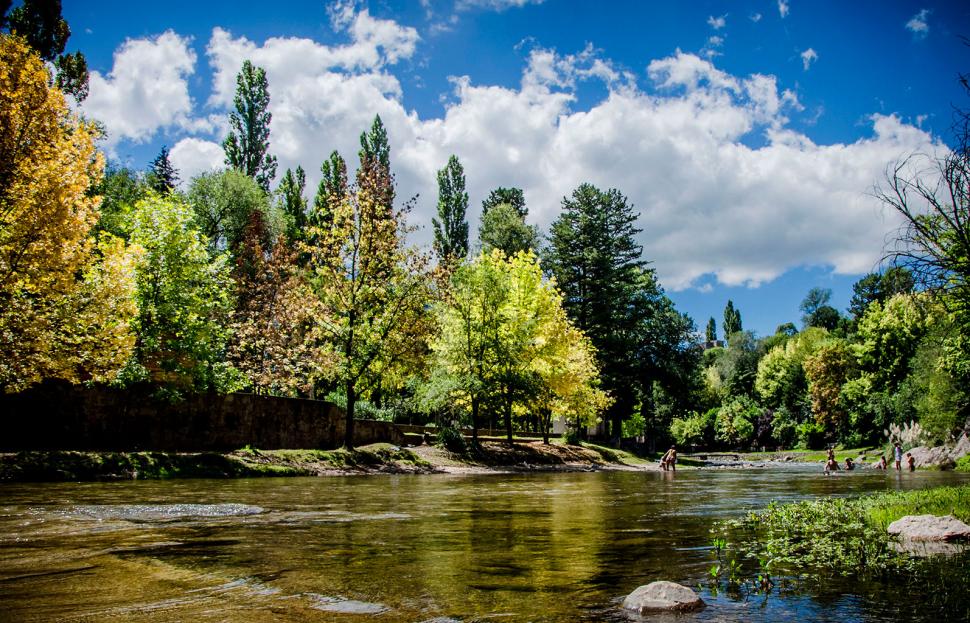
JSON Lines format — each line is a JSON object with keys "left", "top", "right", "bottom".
{"left": 69, "top": 504, "right": 265, "bottom": 522}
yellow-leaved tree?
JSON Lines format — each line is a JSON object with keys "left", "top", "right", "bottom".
{"left": 0, "top": 35, "right": 137, "bottom": 391}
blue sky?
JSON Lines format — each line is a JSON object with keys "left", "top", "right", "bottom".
{"left": 62, "top": 0, "right": 970, "bottom": 337}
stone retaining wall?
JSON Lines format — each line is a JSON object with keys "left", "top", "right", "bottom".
{"left": 0, "top": 381, "right": 405, "bottom": 451}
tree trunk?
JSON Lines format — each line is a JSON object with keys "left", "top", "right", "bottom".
{"left": 344, "top": 381, "right": 356, "bottom": 450}
{"left": 503, "top": 386, "right": 513, "bottom": 444}
{"left": 541, "top": 409, "right": 550, "bottom": 444}
{"left": 471, "top": 395, "right": 480, "bottom": 447}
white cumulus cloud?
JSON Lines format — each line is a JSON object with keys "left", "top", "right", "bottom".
{"left": 778, "top": 0, "right": 789, "bottom": 18}
{"left": 170, "top": 137, "right": 225, "bottom": 183}
{"left": 83, "top": 31, "right": 204, "bottom": 149}
{"left": 707, "top": 14, "right": 727, "bottom": 30}
{"left": 125, "top": 17, "right": 940, "bottom": 291}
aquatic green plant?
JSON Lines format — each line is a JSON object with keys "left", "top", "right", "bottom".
{"left": 716, "top": 484, "right": 970, "bottom": 578}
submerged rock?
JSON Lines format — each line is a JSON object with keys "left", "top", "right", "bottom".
{"left": 887, "top": 515, "right": 970, "bottom": 542}
{"left": 622, "top": 581, "right": 704, "bottom": 613}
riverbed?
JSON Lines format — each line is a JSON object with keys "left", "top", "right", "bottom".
{"left": 1, "top": 467, "right": 967, "bottom": 622}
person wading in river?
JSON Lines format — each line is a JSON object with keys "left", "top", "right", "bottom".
{"left": 894, "top": 443, "right": 903, "bottom": 471}
{"left": 660, "top": 446, "right": 677, "bottom": 471}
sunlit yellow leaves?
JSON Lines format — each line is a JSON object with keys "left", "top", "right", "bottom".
{"left": 0, "top": 35, "right": 136, "bottom": 391}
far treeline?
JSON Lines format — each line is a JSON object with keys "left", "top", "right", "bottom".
{"left": 1, "top": 7, "right": 968, "bottom": 451}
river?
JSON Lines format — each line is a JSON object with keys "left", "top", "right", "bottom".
{"left": 1, "top": 467, "right": 968, "bottom": 622}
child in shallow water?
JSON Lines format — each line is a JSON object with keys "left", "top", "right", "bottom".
{"left": 824, "top": 457, "right": 839, "bottom": 474}
{"left": 878, "top": 455, "right": 888, "bottom": 470}
{"left": 844, "top": 457, "right": 855, "bottom": 471}
{"left": 906, "top": 453, "right": 916, "bottom": 472}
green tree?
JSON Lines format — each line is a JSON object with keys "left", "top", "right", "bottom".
{"left": 715, "top": 395, "right": 760, "bottom": 448}
{"left": 92, "top": 165, "right": 149, "bottom": 239}
{"left": 432, "top": 155, "right": 469, "bottom": 263}
{"left": 479, "top": 203, "right": 540, "bottom": 257}
{"left": 148, "top": 145, "right": 179, "bottom": 194}
{"left": 545, "top": 183, "right": 644, "bottom": 438}
{"left": 706, "top": 317, "right": 717, "bottom": 343}
{"left": 715, "top": 330, "right": 759, "bottom": 397}
{"left": 800, "top": 287, "right": 841, "bottom": 329}
{"left": 278, "top": 166, "right": 307, "bottom": 244}
{"left": 223, "top": 60, "right": 277, "bottom": 191}
{"left": 803, "top": 339, "right": 856, "bottom": 436}
{"left": 482, "top": 187, "right": 526, "bottom": 218}
{"left": 187, "top": 169, "right": 272, "bottom": 257}
{"left": 848, "top": 267, "right": 915, "bottom": 321}
{"left": 854, "top": 293, "right": 929, "bottom": 392}
{"left": 303, "top": 162, "right": 431, "bottom": 449}
{"left": 124, "top": 194, "right": 236, "bottom": 392}
{"left": 428, "top": 250, "right": 606, "bottom": 444}
{"left": 312, "top": 150, "right": 348, "bottom": 231}
{"left": 2, "top": 0, "right": 88, "bottom": 99}
{"left": 723, "top": 300, "right": 742, "bottom": 337}
{"left": 631, "top": 271, "right": 701, "bottom": 439}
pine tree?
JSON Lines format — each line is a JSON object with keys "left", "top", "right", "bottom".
{"left": 482, "top": 187, "right": 526, "bottom": 218}
{"left": 148, "top": 145, "right": 179, "bottom": 193}
{"left": 432, "top": 155, "right": 469, "bottom": 263}
{"left": 545, "top": 183, "right": 645, "bottom": 437}
{"left": 223, "top": 60, "right": 277, "bottom": 192}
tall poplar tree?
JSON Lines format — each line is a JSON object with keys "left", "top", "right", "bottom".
{"left": 223, "top": 60, "right": 277, "bottom": 192}
{"left": 432, "top": 155, "right": 469, "bottom": 263}
{"left": 312, "top": 151, "right": 348, "bottom": 231}
{"left": 706, "top": 317, "right": 717, "bottom": 343}
{"left": 278, "top": 166, "right": 307, "bottom": 243}
{"left": 723, "top": 300, "right": 742, "bottom": 338}
{"left": 357, "top": 115, "right": 393, "bottom": 217}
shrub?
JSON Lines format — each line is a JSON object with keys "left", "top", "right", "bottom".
{"left": 436, "top": 426, "right": 466, "bottom": 453}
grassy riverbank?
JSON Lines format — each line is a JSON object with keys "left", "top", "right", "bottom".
{"left": 0, "top": 440, "right": 657, "bottom": 482}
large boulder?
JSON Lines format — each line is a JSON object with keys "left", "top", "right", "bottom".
{"left": 887, "top": 515, "right": 970, "bottom": 542}
{"left": 906, "top": 433, "right": 970, "bottom": 469}
{"left": 622, "top": 581, "right": 704, "bottom": 614}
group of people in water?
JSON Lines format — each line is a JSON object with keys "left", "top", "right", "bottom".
{"left": 824, "top": 442, "right": 916, "bottom": 474}
{"left": 657, "top": 442, "right": 918, "bottom": 474}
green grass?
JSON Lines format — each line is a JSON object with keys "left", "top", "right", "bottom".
{"left": 955, "top": 455, "right": 970, "bottom": 473}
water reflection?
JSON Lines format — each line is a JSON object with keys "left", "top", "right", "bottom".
{"left": 0, "top": 468, "right": 967, "bottom": 622}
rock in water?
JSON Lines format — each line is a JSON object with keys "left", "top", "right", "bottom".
{"left": 622, "top": 581, "right": 704, "bottom": 613}
{"left": 887, "top": 515, "right": 970, "bottom": 542}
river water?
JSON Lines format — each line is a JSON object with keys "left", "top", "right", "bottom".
{"left": 1, "top": 467, "right": 968, "bottom": 622}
